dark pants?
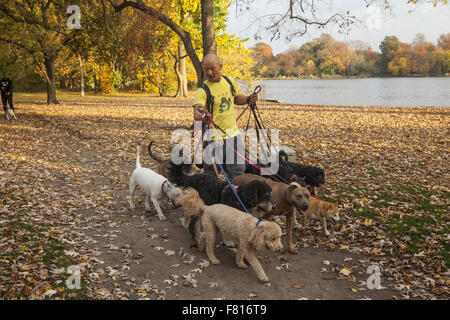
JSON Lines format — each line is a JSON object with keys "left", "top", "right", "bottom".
{"left": 203, "top": 134, "right": 246, "bottom": 181}
{"left": 1, "top": 91, "right": 13, "bottom": 111}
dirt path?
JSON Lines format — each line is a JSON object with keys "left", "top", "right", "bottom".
{"left": 69, "top": 153, "right": 396, "bottom": 300}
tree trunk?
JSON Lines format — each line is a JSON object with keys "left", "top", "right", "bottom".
{"left": 93, "top": 72, "right": 98, "bottom": 94}
{"left": 177, "top": 42, "right": 188, "bottom": 97}
{"left": 174, "top": 58, "right": 181, "bottom": 97}
{"left": 44, "top": 54, "right": 59, "bottom": 104}
{"left": 201, "top": 0, "right": 216, "bottom": 56}
{"left": 79, "top": 54, "right": 85, "bottom": 97}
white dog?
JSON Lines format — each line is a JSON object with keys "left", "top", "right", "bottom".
{"left": 5, "top": 108, "right": 17, "bottom": 121}
{"left": 129, "top": 146, "right": 182, "bottom": 220}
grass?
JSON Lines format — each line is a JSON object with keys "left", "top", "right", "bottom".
{"left": 341, "top": 174, "right": 449, "bottom": 268}
{"left": 351, "top": 204, "right": 379, "bottom": 219}
{"left": 366, "top": 166, "right": 382, "bottom": 177}
{"left": 0, "top": 217, "right": 90, "bottom": 300}
{"left": 383, "top": 182, "right": 449, "bottom": 267}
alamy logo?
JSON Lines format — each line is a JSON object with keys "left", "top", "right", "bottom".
{"left": 66, "top": 265, "right": 81, "bottom": 289}
{"left": 66, "top": 5, "right": 81, "bottom": 29}
{"left": 366, "top": 265, "right": 381, "bottom": 289}
{"left": 171, "top": 126, "right": 280, "bottom": 174}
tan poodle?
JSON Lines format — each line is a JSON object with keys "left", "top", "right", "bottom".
{"left": 178, "top": 188, "right": 283, "bottom": 283}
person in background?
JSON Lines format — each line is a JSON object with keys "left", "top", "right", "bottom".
{"left": 1, "top": 72, "right": 14, "bottom": 115}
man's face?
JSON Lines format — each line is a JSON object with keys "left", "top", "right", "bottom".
{"left": 202, "top": 60, "right": 222, "bottom": 82}
{"left": 3, "top": 73, "right": 8, "bottom": 79}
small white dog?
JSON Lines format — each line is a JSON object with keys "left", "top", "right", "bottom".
{"left": 129, "top": 146, "right": 182, "bottom": 220}
{"left": 5, "top": 108, "right": 17, "bottom": 120}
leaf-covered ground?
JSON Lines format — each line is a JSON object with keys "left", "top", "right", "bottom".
{"left": 0, "top": 92, "right": 448, "bottom": 300}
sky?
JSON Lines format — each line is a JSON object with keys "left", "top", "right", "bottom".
{"left": 226, "top": 0, "right": 450, "bottom": 54}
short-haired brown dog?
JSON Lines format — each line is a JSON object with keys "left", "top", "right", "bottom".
{"left": 304, "top": 197, "right": 340, "bottom": 236}
{"left": 232, "top": 173, "right": 310, "bottom": 254}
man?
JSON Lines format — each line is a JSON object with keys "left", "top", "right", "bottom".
{"left": 193, "top": 53, "right": 258, "bottom": 180}
{"left": 1, "top": 72, "right": 14, "bottom": 115}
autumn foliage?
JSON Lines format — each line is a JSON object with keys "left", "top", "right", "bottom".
{"left": 251, "top": 33, "right": 450, "bottom": 78}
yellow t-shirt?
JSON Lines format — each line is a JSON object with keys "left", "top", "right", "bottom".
{"left": 193, "top": 76, "right": 241, "bottom": 140}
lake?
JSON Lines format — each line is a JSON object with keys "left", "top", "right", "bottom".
{"left": 255, "top": 77, "right": 450, "bottom": 107}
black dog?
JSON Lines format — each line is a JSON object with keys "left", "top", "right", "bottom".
{"left": 168, "top": 162, "right": 274, "bottom": 212}
{"left": 244, "top": 156, "right": 307, "bottom": 188}
{"left": 220, "top": 180, "right": 274, "bottom": 215}
{"left": 278, "top": 150, "right": 325, "bottom": 195}
{"left": 168, "top": 162, "right": 275, "bottom": 240}
{"left": 168, "top": 162, "right": 227, "bottom": 205}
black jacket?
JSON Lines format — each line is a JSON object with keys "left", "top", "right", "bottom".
{"left": 0, "top": 78, "right": 13, "bottom": 92}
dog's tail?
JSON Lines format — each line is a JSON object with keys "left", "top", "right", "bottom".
{"left": 147, "top": 141, "right": 163, "bottom": 163}
{"left": 178, "top": 188, "right": 205, "bottom": 242}
{"left": 136, "top": 146, "right": 142, "bottom": 168}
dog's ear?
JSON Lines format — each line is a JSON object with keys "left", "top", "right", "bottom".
{"left": 248, "top": 227, "right": 265, "bottom": 251}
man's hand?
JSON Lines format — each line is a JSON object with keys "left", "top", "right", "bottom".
{"left": 247, "top": 93, "right": 258, "bottom": 104}
{"left": 194, "top": 104, "right": 211, "bottom": 122}
{"left": 201, "top": 111, "right": 211, "bottom": 124}
{"left": 197, "top": 106, "right": 205, "bottom": 114}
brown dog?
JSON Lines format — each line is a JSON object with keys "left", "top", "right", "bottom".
{"left": 232, "top": 174, "right": 310, "bottom": 253}
{"left": 304, "top": 197, "right": 340, "bottom": 236}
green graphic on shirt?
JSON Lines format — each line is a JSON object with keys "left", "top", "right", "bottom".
{"left": 218, "top": 97, "right": 231, "bottom": 113}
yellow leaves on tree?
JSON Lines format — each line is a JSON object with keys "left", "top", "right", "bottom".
{"left": 388, "top": 57, "right": 410, "bottom": 76}
{"left": 217, "top": 33, "right": 257, "bottom": 90}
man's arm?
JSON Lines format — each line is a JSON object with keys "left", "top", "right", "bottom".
{"left": 234, "top": 93, "right": 258, "bottom": 106}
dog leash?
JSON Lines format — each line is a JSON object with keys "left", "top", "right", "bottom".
{"left": 212, "top": 149, "right": 262, "bottom": 227}
{"left": 205, "top": 113, "right": 285, "bottom": 183}
{"left": 206, "top": 117, "right": 264, "bottom": 227}
{"left": 193, "top": 105, "right": 286, "bottom": 184}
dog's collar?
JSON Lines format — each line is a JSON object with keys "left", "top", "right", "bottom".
{"left": 161, "top": 180, "right": 169, "bottom": 194}
{"left": 226, "top": 184, "right": 239, "bottom": 191}
{"left": 289, "top": 175, "right": 296, "bottom": 183}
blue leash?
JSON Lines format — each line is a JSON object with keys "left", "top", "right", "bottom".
{"left": 210, "top": 138, "right": 262, "bottom": 227}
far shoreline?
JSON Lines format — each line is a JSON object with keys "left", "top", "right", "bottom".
{"left": 257, "top": 74, "right": 450, "bottom": 81}
{"left": 13, "top": 92, "right": 450, "bottom": 109}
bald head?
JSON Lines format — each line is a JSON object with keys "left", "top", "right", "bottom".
{"left": 202, "top": 54, "right": 222, "bottom": 82}
{"left": 202, "top": 54, "right": 221, "bottom": 66}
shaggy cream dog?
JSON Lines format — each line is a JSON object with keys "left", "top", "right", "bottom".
{"left": 232, "top": 174, "right": 310, "bottom": 254}
{"left": 178, "top": 188, "right": 283, "bottom": 283}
